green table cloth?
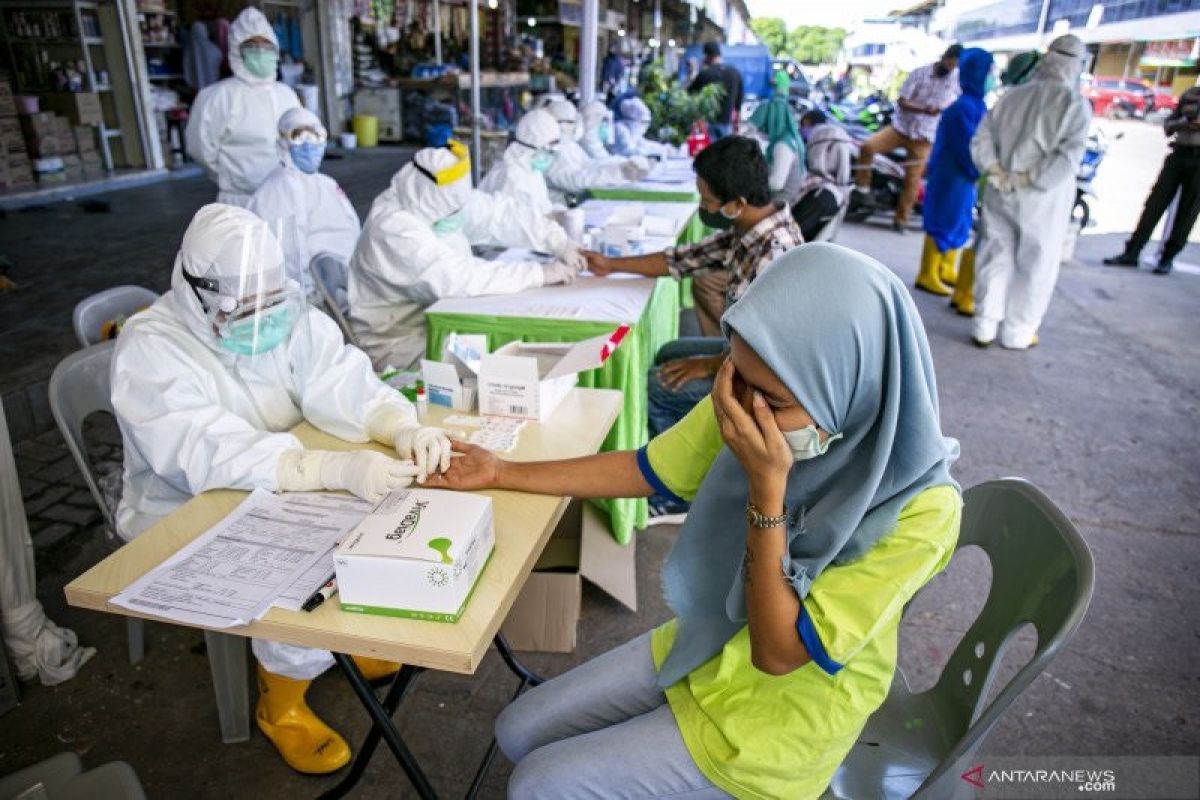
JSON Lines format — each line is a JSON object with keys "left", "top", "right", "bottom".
{"left": 425, "top": 277, "right": 680, "bottom": 544}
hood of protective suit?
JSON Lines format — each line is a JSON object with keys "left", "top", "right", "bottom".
{"left": 170, "top": 204, "right": 287, "bottom": 347}
{"left": 618, "top": 97, "right": 651, "bottom": 124}
{"left": 581, "top": 100, "right": 611, "bottom": 134}
{"left": 1036, "top": 34, "right": 1085, "bottom": 85}
{"left": 505, "top": 108, "right": 560, "bottom": 170}
{"left": 275, "top": 106, "right": 326, "bottom": 169}
{"left": 229, "top": 7, "right": 279, "bottom": 85}
{"left": 386, "top": 147, "right": 473, "bottom": 224}
{"left": 547, "top": 99, "right": 579, "bottom": 141}
{"left": 958, "top": 48, "right": 994, "bottom": 98}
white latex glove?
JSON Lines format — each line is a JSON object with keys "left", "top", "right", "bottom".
{"left": 553, "top": 240, "right": 587, "bottom": 272}
{"left": 990, "top": 170, "right": 1014, "bottom": 194}
{"left": 277, "top": 449, "right": 419, "bottom": 504}
{"left": 620, "top": 157, "right": 652, "bottom": 181}
{"left": 541, "top": 259, "right": 579, "bottom": 286}
{"left": 1009, "top": 170, "right": 1033, "bottom": 190}
{"left": 393, "top": 424, "right": 452, "bottom": 482}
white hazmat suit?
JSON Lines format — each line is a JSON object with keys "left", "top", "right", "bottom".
{"left": 613, "top": 97, "right": 673, "bottom": 158}
{"left": 969, "top": 34, "right": 1090, "bottom": 349}
{"left": 111, "top": 203, "right": 451, "bottom": 668}
{"left": 580, "top": 99, "right": 616, "bottom": 159}
{"left": 248, "top": 107, "right": 360, "bottom": 299}
{"left": 479, "top": 108, "right": 562, "bottom": 215}
{"left": 349, "top": 147, "right": 583, "bottom": 370}
{"left": 543, "top": 99, "right": 651, "bottom": 204}
{"left": 185, "top": 8, "right": 300, "bottom": 207}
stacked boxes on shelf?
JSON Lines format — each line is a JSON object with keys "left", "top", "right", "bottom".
{"left": 0, "top": 79, "right": 34, "bottom": 190}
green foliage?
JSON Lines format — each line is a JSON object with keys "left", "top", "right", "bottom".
{"left": 637, "top": 61, "right": 724, "bottom": 145}
{"left": 751, "top": 17, "right": 847, "bottom": 65}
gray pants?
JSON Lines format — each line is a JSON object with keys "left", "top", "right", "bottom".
{"left": 496, "top": 632, "right": 729, "bottom": 799}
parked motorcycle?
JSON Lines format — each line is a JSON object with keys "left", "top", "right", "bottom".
{"left": 1073, "top": 126, "right": 1121, "bottom": 230}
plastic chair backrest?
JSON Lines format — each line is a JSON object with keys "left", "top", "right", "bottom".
{"left": 914, "top": 478, "right": 1095, "bottom": 796}
{"left": 309, "top": 254, "right": 360, "bottom": 347}
{"left": 48, "top": 341, "right": 118, "bottom": 532}
{"left": 72, "top": 286, "right": 159, "bottom": 347}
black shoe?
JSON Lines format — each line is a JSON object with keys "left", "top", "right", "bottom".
{"left": 1154, "top": 259, "right": 1173, "bottom": 275}
{"left": 891, "top": 221, "right": 907, "bottom": 234}
{"left": 1102, "top": 252, "right": 1139, "bottom": 267}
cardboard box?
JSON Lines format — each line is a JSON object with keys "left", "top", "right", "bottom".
{"left": 42, "top": 92, "right": 102, "bottom": 126}
{"left": 73, "top": 125, "right": 96, "bottom": 152}
{"left": 25, "top": 133, "right": 71, "bottom": 158}
{"left": 421, "top": 334, "right": 487, "bottom": 412}
{"left": 500, "top": 500, "right": 637, "bottom": 652}
{"left": 477, "top": 326, "right": 630, "bottom": 421}
{"left": 19, "top": 112, "right": 55, "bottom": 138}
{"left": 335, "top": 489, "right": 494, "bottom": 622}
{"left": 0, "top": 82, "right": 15, "bottom": 118}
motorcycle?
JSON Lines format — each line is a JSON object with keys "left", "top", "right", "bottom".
{"left": 1073, "top": 127, "right": 1121, "bottom": 230}
{"left": 824, "top": 93, "right": 894, "bottom": 134}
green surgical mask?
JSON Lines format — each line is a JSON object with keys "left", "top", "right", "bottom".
{"left": 598, "top": 121, "right": 611, "bottom": 142}
{"left": 531, "top": 150, "right": 557, "bottom": 173}
{"left": 219, "top": 305, "right": 294, "bottom": 356}
{"left": 984, "top": 73, "right": 998, "bottom": 95}
{"left": 241, "top": 48, "right": 279, "bottom": 80}
{"left": 432, "top": 209, "right": 466, "bottom": 235}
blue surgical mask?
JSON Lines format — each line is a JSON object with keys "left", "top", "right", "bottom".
{"left": 782, "top": 426, "right": 842, "bottom": 461}
{"left": 432, "top": 209, "right": 466, "bottom": 235}
{"left": 219, "top": 305, "right": 294, "bottom": 356}
{"left": 289, "top": 142, "right": 325, "bottom": 174}
{"left": 531, "top": 150, "right": 557, "bottom": 173}
{"left": 241, "top": 48, "right": 279, "bottom": 80}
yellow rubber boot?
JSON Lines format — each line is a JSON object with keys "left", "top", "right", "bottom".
{"left": 939, "top": 248, "right": 960, "bottom": 287}
{"left": 915, "top": 236, "right": 952, "bottom": 296}
{"left": 950, "top": 247, "right": 976, "bottom": 316}
{"left": 352, "top": 655, "right": 401, "bottom": 682}
{"left": 255, "top": 664, "right": 351, "bottom": 775}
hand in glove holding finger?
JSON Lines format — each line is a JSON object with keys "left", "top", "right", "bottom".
{"left": 553, "top": 241, "right": 587, "bottom": 273}
{"left": 277, "top": 449, "right": 420, "bottom": 504}
{"left": 393, "top": 424, "right": 453, "bottom": 482}
{"left": 620, "top": 157, "right": 652, "bottom": 181}
{"left": 541, "top": 259, "right": 580, "bottom": 286}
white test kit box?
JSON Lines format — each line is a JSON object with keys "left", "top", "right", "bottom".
{"left": 420, "top": 334, "right": 487, "bottom": 412}
{"left": 478, "top": 325, "right": 630, "bottom": 422}
{"left": 334, "top": 489, "right": 494, "bottom": 623}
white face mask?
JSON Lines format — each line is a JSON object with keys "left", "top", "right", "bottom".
{"left": 781, "top": 426, "right": 842, "bottom": 461}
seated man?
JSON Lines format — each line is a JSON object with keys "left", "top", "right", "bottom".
{"left": 543, "top": 99, "right": 652, "bottom": 205}
{"left": 110, "top": 204, "right": 453, "bottom": 775}
{"left": 584, "top": 136, "right": 804, "bottom": 512}
{"left": 349, "top": 143, "right": 584, "bottom": 370}
{"left": 248, "top": 107, "right": 361, "bottom": 301}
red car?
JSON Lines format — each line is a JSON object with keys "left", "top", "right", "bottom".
{"left": 1082, "top": 75, "right": 1177, "bottom": 118}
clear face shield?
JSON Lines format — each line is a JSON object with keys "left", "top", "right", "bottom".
{"left": 181, "top": 222, "right": 307, "bottom": 358}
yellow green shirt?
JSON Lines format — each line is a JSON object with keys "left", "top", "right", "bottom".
{"left": 637, "top": 396, "right": 961, "bottom": 800}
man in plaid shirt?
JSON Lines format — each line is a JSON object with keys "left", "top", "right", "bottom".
{"left": 585, "top": 136, "right": 803, "bottom": 512}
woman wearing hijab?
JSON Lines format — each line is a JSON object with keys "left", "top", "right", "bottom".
{"left": 917, "top": 48, "right": 995, "bottom": 302}
{"left": 748, "top": 72, "right": 806, "bottom": 205}
{"left": 790, "top": 121, "right": 855, "bottom": 241}
{"left": 425, "top": 243, "right": 962, "bottom": 798}
{"left": 182, "top": 20, "right": 222, "bottom": 91}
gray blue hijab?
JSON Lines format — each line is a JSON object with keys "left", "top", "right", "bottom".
{"left": 657, "top": 242, "right": 960, "bottom": 687}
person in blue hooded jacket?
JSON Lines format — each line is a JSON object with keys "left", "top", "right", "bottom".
{"left": 916, "top": 48, "right": 995, "bottom": 301}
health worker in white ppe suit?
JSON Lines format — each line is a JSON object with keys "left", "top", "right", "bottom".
{"left": 543, "top": 99, "right": 652, "bottom": 204}
{"left": 110, "top": 203, "right": 452, "bottom": 775}
{"left": 349, "top": 142, "right": 584, "bottom": 370}
{"left": 968, "top": 34, "right": 1090, "bottom": 350}
{"left": 185, "top": 7, "right": 300, "bottom": 207}
{"left": 613, "top": 97, "right": 673, "bottom": 158}
{"left": 248, "top": 107, "right": 361, "bottom": 300}
{"left": 479, "top": 108, "right": 563, "bottom": 216}
{"left": 580, "top": 99, "right": 616, "bottom": 159}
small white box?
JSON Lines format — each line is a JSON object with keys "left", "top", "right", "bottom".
{"left": 335, "top": 489, "right": 494, "bottom": 623}
{"left": 478, "top": 326, "right": 630, "bottom": 421}
{"left": 420, "top": 334, "right": 487, "bottom": 412}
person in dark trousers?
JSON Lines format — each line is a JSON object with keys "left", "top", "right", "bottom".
{"left": 1104, "top": 86, "right": 1200, "bottom": 275}
{"left": 688, "top": 41, "right": 744, "bottom": 140}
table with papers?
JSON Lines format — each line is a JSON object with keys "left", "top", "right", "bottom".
{"left": 65, "top": 388, "right": 623, "bottom": 799}
{"left": 426, "top": 266, "right": 679, "bottom": 543}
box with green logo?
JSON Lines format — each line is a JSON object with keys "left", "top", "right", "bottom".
{"left": 334, "top": 489, "right": 494, "bottom": 623}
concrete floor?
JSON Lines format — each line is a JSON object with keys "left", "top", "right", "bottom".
{"left": 0, "top": 122, "right": 1198, "bottom": 797}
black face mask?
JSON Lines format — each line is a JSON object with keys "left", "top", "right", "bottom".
{"left": 698, "top": 205, "right": 737, "bottom": 230}
{"left": 934, "top": 63, "right": 952, "bottom": 77}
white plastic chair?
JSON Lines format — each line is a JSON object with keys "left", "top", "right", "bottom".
{"left": 813, "top": 200, "right": 850, "bottom": 243}
{"left": 49, "top": 343, "right": 251, "bottom": 744}
{"left": 309, "top": 253, "right": 361, "bottom": 347}
{"left": 71, "top": 286, "right": 159, "bottom": 347}
{"left": 0, "top": 752, "right": 145, "bottom": 799}
{"left": 822, "top": 479, "right": 1095, "bottom": 799}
